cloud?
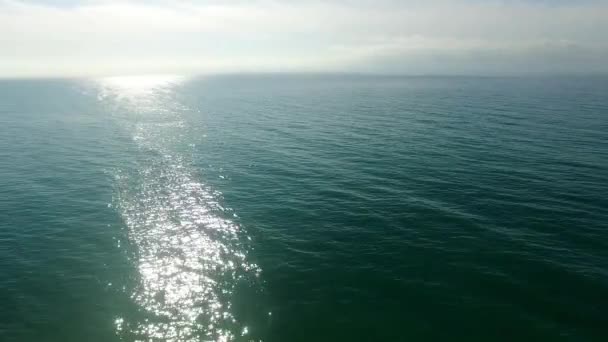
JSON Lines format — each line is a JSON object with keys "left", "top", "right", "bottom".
{"left": 1, "top": 0, "right": 607, "bottom": 77}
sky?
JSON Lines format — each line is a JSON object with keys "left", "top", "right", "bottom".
{"left": 1, "top": 0, "right": 607, "bottom": 77}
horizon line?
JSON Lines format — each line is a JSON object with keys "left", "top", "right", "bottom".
{"left": 1, "top": 70, "right": 607, "bottom": 81}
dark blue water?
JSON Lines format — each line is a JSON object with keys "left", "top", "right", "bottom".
{"left": 1, "top": 75, "right": 607, "bottom": 341}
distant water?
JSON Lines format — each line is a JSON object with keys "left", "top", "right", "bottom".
{"left": 1, "top": 75, "right": 607, "bottom": 341}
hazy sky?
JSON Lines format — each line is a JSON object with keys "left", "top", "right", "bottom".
{"left": 1, "top": 0, "right": 607, "bottom": 77}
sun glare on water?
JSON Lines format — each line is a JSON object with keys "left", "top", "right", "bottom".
{"left": 98, "top": 75, "right": 185, "bottom": 97}
{"left": 96, "top": 75, "right": 265, "bottom": 342}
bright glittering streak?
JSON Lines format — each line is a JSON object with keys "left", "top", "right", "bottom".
{"left": 99, "top": 76, "right": 264, "bottom": 341}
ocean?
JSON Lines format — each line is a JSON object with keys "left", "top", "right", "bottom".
{"left": 0, "top": 75, "right": 607, "bottom": 341}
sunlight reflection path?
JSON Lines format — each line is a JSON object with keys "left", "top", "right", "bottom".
{"left": 98, "top": 76, "right": 262, "bottom": 342}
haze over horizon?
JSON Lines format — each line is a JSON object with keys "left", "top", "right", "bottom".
{"left": 1, "top": 0, "right": 608, "bottom": 78}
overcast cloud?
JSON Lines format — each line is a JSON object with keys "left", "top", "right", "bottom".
{"left": 1, "top": 0, "right": 607, "bottom": 77}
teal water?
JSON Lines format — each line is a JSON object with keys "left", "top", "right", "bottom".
{"left": 1, "top": 75, "right": 607, "bottom": 341}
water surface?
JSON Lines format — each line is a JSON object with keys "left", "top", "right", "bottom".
{"left": 0, "top": 75, "right": 607, "bottom": 341}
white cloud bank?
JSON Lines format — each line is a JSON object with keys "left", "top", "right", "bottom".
{"left": 1, "top": 0, "right": 607, "bottom": 77}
